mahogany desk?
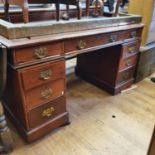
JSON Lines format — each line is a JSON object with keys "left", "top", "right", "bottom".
{"left": 0, "top": 15, "right": 143, "bottom": 142}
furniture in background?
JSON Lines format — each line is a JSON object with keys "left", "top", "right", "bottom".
{"left": 128, "top": 0, "right": 155, "bottom": 82}
{"left": 147, "top": 126, "right": 155, "bottom": 155}
{"left": 0, "top": 44, "right": 13, "bottom": 154}
{"left": 4, "top": 0, "right": 122, "bottom": 23}
{"left": 4, "top": 0, "right": 82, "bottom": 22}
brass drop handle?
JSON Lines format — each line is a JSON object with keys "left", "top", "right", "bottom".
{"left": 128, "top": 47, "right": 135, "bottom": 53}
{"left": 109, "top": 35, "right": 117, "bottom": 43}
{"left": 126, "top": 59, "right": 131, "bottom": 67}
{"left": 77, "top": 40, "right": 87, "bottom": 50}
{"left": 40, "top": 69, "right": 52, "bottom": 80}
{"left": 34, "top": 47, "right": 48, "bottom": 59}
{"left": 42, "top": 107, "right": 55, "bottom": 117}
{"left": 41, "top": 88, "right": 52, "bottom": 99}
{"left": 130, "top": 31, "right": 137, "bottom": 38}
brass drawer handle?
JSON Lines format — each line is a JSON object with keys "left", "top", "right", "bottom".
{"left": 34, "top": 47, "right": 48, "bottom": 59}
{"left": 130, "top": 31, "right": 137, "bottom": 38}
{"left": 122, "top": 72, "right": 130, "bottom": 80}
{"left": 41, "top": 88, "right": 52, "bottom": 99}
{"left": 109, "top": 35, "right": 117, "bottom": 43}
{"left": 77, "top": 40, "right": 87, "bottom": 50}
{"left": 40, "top": 69, "right": 52, "bottom": 80}
{"left": 128, "top": 47, "right": 136, "bottom": 53}
{"left": 126, "top": 59, "right": 132, "bottom": 67}
{"left": 42, "top": 107, "right": 55, "bottom": 117}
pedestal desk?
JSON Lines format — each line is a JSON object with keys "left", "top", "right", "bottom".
{"left": 0, "top": 9, "right": 144, "bottom": 142}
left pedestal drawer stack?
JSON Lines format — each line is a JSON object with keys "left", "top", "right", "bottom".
{"left": 3, "top": 47, "right": 69, "bottom": 142}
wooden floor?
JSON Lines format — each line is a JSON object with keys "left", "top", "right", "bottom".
{"left": 3, "top": 71, "right": 155, "bottom": 155}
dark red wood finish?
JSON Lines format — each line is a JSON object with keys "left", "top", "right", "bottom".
{"left": 2, "top": 21, "right": 143, "bottom": 142}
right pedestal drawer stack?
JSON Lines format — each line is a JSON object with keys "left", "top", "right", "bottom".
{"left": 76, "top": 35, "right": 142, "bottom": 95}
{"left": 116, "top": 40, "right": 141, "bottom": 93}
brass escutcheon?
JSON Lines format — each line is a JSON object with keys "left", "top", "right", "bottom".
{"left": 109, "top": 35, "right": 117, "bottom": 43}
{"left": 34, "top": 47, "right": 48, "bottom": 59}
{"left": 42, "top": 107, "right": 55, "bottom": 117}
{"left": 40, "top": 69, "right": 52, "bottom": 80}
{"left": 41, "top": 88, "right": 52, "bottom": 99}
{"left": 129, "top": 47, "right": 135, "bottom": 53}
{"left": 130, "top": 31, "right": 137, "bottom": 38}
{"left": 126, "top": 59, "right": 131, "bottom": 66}
{"left": 77, "top": 40, "right": 86, "bottom": 50}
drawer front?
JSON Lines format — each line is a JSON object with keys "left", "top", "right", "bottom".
{"left": 13, "top": 42, "right": 64, "bottom": 65}
{"left": 126, "top": 29, "right": 142, "bottom": 39}
{"left": 20, "top": 60, "right": 65, "bottom": 90}
{"left": 115, "top": 79, "right": 134, "bottom": 94}
{"left": 28, "top": 96, "right": 66, "bottom": 128}
{"left": 64, "top": 29, "right": 141, "bottom": 53}
{"left": 119, "top": 55, "right": 138, "bottom": 71}
{"left": 117, "top": 67, "right": 135, "bottom": 84}
{"left": 25, "top": 79, "right": 65, "bottom": 110}
{"left": 64, "top": 32, "right": 127, "bottom": 53}
{"left": 65, "top": 34, "right": 110, "bottom": 53}
{"left": 122, "top": 40, "right": 140, "bottom": 58}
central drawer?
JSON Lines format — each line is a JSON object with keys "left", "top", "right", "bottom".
{"left": 25, "top": 79, "right": 65, "bottom": 110}
{"left": 20, "top": 60, "right": 65, "bottom": 90}
{"left": 64, "top": 32, "right": 125, "bottom": 53}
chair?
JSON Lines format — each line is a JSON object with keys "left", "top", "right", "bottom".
{"left": 4, "top": 0, "right": 83, "bottom": 23}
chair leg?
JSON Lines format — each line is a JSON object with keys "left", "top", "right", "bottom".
{"left": 76, "top": 1, "right": 82, "bottom": 20}
{"left": 99, "top": 0, "right": 104, "bottom": 16}
{"left": 0, "top": 102, "right": 13, "bottom": 154}
{"left": 4, "top": 0, "right": 10, "bottom": 22}
{"left": 62, "top": 3, "right": 69, "bottom": 20}
{"left": 55, "top": 2, "right": 60, "bottom": 21}
{"left": 22, "top": 0, "right": 29, "bottom": 23}
{"left": 66, "top": 3, "right": 69, "bottom": 18}
{"left": 114, "top": 0, "right": 121, "bottom": 16}
{"left": 86, "top": 0, "right": 90, "bottom": 16}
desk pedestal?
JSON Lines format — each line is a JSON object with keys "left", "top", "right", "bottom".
{"left": 76, "top": 45, "right": 136, "bottom": 95}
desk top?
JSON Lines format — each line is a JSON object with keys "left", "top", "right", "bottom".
{"left": 0, "top": 23, "right": 144, "bottom": 48}
{"left": 0, "top": 13, "right": 142, "bottom": 40}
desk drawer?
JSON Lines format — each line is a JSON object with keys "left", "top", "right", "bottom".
{"left": 20, "top": 60, "right": 65, "bottom": 90}
{"left": 64, "top": 32, "right": 126, "bottom": 53}
{"left": 64, "top": 29, "right": 141, "bottom": 53}
{"left": 119, "top": 55, "right": 138, "bottom": 71}
{"left": 115, "top": 79, "right": 134, "bottom": 94}
{"left": 25, "top": 79, "right": 65, "bottom": 110}
{"left": 117, "top": 67, "right": 135, "bottom": 84}
{"left": 13, "top": 42, "right": 64, "bottom": 65}
{"left": 122, "top": 40, "right": 140, "bottom": 58}
{"left": 28, "top": 96, "right": 66, "bottom": 128}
